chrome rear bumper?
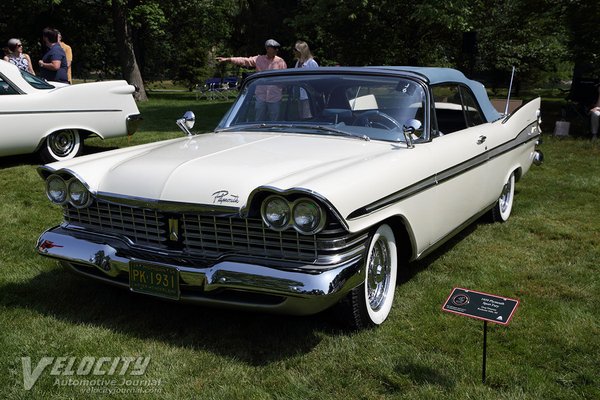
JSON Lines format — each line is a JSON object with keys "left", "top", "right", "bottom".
{"left": 126, "top": 114, "right": 142, "bottom": 136}
{"left": 36, "top": 226, "right": 364, "bottom": 315}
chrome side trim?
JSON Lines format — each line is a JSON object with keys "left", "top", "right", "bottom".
{"left": 348, "top": 122, "right": 539, "bottom": 219}
{"left": 0, "top": 109, "right": 123, "bottom": 115}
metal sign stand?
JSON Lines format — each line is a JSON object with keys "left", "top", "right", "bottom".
{"left": 482, "top": 321, "right": 487, "bottom": 384}
{"left": 442, "top": 288, "right": 520, "bottom": 385}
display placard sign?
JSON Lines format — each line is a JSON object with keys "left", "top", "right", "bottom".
{"left": 442, "top": 287, "right": 519, "bottom": 325}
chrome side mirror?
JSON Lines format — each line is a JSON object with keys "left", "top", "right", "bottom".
{"left": 402, "top": 118, "right": 421, "bottom": 148}
{"left": 176, "top": 111, "right": 196, "bottom": 136}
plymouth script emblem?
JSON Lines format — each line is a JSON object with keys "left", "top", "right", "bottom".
{"left": 212, "top": 190, "right": 239, "bottom": 204}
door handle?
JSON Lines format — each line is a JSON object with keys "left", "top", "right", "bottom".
{"left": 477, "top": 135, "right": 487, "bottom": 144}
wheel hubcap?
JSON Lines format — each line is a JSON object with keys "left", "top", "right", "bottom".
{"left": 499, "top": 177, "right": 513, "bottom": 213}
{"left": 367, "top": 237, "right": 391, "bottom": 311}
{"left": 49, "top": 131, "right": 76, "bottom": 157}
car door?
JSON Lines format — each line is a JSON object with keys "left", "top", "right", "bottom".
{"left": 424, "top": 84, "right": 492, "bottom": 245}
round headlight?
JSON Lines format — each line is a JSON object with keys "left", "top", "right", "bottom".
{"left": 292, "top": 199, "right": 324, "bottom": 234}
{"left": 262, "top": 196, "right": 291, "bottom": 230}
{"left": 67, "top": 179, "right": 91, "bottom": 208}
{"left": 46, "top": 175, "right": 68, "bottom": 204}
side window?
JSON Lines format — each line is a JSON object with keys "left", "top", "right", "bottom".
{"left": 459, "top": 86, "right": 485, "bottom": 127}
{"left": 0, "top": 77, "right": 18, "bottom": 95}
{"left": 432, "top": 84, "right": 484, "bottom": 135}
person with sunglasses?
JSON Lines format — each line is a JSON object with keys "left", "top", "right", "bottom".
{"left": 4, "top": 38, "right": 35, "bottom": 75}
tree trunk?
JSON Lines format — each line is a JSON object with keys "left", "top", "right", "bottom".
{"left": 112, "top": 1, "right": 148, "bottom": 101}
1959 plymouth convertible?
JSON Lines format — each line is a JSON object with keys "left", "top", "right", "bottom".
{"left": 37, "top": 67, "right": 542, "bottom": 328}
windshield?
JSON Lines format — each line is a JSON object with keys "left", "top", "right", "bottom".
{"left": 217, "top": 73, "right": 427, "bottom": 142}
{"left": 20, "top": 69, "right": 56, "bottom": 90}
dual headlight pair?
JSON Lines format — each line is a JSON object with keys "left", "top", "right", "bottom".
{"left": 45, "top": 174, "right": 92, "bottom": 208}
{"left": 261, "top": 195, "right": 326, "bottom": 235}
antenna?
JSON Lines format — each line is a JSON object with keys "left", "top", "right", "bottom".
{"left": 504, "top": 66, "right": 516, "bottom": 115}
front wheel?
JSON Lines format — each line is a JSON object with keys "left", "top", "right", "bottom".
{"left": 345, "top": 224, "right": 397, "bottom": 329}
{"left": 491, "top": 172, "right": 515, "bottom": 222}
{"left": 40, "top": 129, "right": 82, "bottom": 163}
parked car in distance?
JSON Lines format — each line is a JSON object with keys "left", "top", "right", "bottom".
{"left": 0, "top": 60, "right": 141, "bottom": 162}
{"left": 37, "top": 66, "right": 543, "bottom": 328}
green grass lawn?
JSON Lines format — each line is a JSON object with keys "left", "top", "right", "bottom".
{"left": 0, "top": 93, "right": 599, "bottom": 399}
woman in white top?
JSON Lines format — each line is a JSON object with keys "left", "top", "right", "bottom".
{"left": 4, "top": 38, "right": 35, "bottom": 75}
{"left": 293, "top": 41, "right": 318, "bottom": 118}
{"left": 293, "top": 41, "right": 319, "bottom": 69}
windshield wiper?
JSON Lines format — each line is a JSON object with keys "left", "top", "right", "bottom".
{"left": 216, "top": 123, "right": 370, "bottom": 141}
{"left": 293, "top": 124, "right": 370, "bottom": 141}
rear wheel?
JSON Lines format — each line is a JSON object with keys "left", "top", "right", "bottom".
{"left": 40, "top": 129, "right": 82, "bottom": 163}
{"left": 491, "top": 172, "right": 515, "bottom": 222}
{"left": 345, "top": 224, "right": 397, "bottom": 329}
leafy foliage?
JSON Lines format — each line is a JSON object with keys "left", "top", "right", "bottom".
{"left": 0, "top": 0, "right": 597, "bottom": 91}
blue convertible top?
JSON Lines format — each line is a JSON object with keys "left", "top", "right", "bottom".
{"left": 375, "top": 66, "right": 502, "bottom": 122}
{"left": 255, "top": 66, "right": 503, "bottom": 123}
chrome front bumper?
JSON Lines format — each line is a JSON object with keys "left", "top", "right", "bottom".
{"left": 36, "top": 226, "right": 364, "bottom": 315}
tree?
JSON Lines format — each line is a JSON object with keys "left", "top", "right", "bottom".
{"left": 111, "top": 0, "right": 148, "bottom": 101}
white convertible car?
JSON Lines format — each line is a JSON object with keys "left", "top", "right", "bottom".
{"left": 37, "top": 67, "right": 542, "bottom": 328}
{"left": 0, "top": 60, "right": 141, "bottom": 162}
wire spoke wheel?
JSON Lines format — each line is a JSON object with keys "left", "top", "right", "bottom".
{"left": 367, "top": 237, "right": 392, "bottom": 312}
{"left": 344, "top": 224, "right": 397, "bottom": 329}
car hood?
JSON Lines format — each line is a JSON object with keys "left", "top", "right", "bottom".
{"left": 46, "top": 131, "right": 419, "bottom": 218}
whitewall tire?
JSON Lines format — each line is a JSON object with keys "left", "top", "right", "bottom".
{"left": 40, "top": 129, "right": 82, "bottom": 163}
{"left": 347, "top": 223, "right": 397, "bottom": 328}
{"left": 491, "top": 172, "right": 515, "bottom": 222}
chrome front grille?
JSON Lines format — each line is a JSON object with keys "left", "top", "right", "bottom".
{"left": 64, "top": 200, "right": 368, "bottom": 265}
{"left": 181, "top": 214, "right": 320, "bottom": 261}
{"left": 64, "top": 201, "right": 167, "bottom": 247}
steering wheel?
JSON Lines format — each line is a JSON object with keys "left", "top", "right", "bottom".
{"left": 353, "top": 110, "right": 403, "bottom": 130}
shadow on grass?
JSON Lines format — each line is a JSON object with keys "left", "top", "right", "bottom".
{"left": 0, "top": 144, "right": 119, "bottom": 170}
{"left": 0, "top": 211, "right": 486, "bottom": 368}
{"left": 0, "top": 153, "right": 41, "bottom": 169}
{"left": 398, "top": 222, "right": 479, "bottom": 284}
{"left": 0, "top": 267, "right": 345, "bottom": 366}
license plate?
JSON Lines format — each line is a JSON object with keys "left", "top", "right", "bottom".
{"left": 129, "top": 262, "right": 180, "bottom": 300}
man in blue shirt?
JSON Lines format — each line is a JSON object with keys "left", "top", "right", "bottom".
{"left": 38, "top": 28, "right": 68, "bottom": 84}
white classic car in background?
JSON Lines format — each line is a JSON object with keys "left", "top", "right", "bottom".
{"left": 0, "top": 60, "right": 141, "bottom": 162}
{"left": 37, "top": 66, "right": 542, "bottom": 328}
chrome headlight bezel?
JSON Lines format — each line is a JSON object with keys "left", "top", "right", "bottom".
{"left": 261, "top": 194, "right": 326, "bottom": 235}
{"left": 45, "top": 174, "right": 93, "bottom": 209}
{"left": 291, "top": 198, "right": 326, "bottom": 235}
{"left": 67, "top": 178, "right": 93, "bottom": 209}
{"left": 45, "top": 174, "right": 68, "bottom": 205}
{"left": 261, "top": 195, "right": 291, "bottom": 231}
